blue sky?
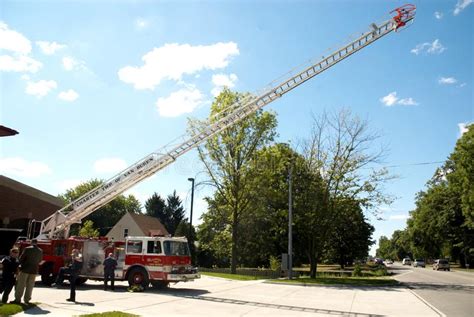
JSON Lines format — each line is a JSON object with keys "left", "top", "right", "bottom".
{"left": 1, "top": 0, "right": 472, "bottom": 255}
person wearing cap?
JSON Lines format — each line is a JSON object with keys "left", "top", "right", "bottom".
{"left": 103, "top": 253, "right": 118, "bottom": 291}
{"left": 13, "top": 238, "right": 43, "bottom": 304}
{"left": 1, "top": 248, "right": 20, "bottom": 303}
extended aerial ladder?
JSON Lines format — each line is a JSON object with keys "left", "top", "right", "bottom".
{"left": 39, "top": 5, "right": 416, "bottom": 239}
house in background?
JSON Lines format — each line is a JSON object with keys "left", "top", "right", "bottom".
{"left": 106, "top": 212, "right": 169, "bottom": 241}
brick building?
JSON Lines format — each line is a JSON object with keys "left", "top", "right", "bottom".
{"left": 0, "top": 175, "right": 64, "bottom": 234}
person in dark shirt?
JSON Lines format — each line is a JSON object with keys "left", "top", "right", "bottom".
{"left": 14, "top": 238, "right": 43, "bottom": 304}
{"left": 103, "top": 253, "right": 118, "bottom": 291}
{"left": 1, "top": 248, "right": 20, "bottom": 303}
{"left": 67, "top": 249, "right": 83, "bottom": 302}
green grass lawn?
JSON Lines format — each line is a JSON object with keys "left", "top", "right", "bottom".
{"left": 269, "top": 276, "right": 400, "bottom": 287}
{"left": 80, "top": 312, "right": 139, "bottom": 317}
{"left": 201, "top": 272, "right": 268, "bottom": 280}
{"left": 0, "top": 302, "right": 37, "bottom": 316}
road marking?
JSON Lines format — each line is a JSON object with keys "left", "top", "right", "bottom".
{"left": 406, "top": 287, "right": 446, "bottom": 317}
{"left": 395, "top": 270, "right": 414, "bottom": 278}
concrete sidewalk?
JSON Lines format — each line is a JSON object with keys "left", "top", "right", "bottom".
{"left": 15, "top": 276, "right": 442, "bottom": 316}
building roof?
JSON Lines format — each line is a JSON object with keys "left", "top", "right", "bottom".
{"left": 0, "top": 125, "right": 19, "bottom": 137}
{"left": 129, "top": 212, "right": 169, "bottom": 236}
{"left": 0, "top": 175, "right": 63, "bottom": 207}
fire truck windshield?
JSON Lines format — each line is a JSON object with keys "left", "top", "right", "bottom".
{"left": 163, "top": 240, "right": 190, "bottom": 256}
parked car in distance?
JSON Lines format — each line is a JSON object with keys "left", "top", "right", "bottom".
{"left": 413, "top": 259, "right": 425, "bottom": 268}
{"left": 374, "top": 258, "right": 384, "bottom": 265}
{"left": 384, "top": 259, "right": 394, "bottom": 265}
{"left": 433, "top": 259, "right": 450, "bottom": 271}
{"left": 402, "top": 257, "right": 412, "bottom": 265}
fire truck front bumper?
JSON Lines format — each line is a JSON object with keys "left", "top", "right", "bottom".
{"left": 167, "top": 273, "right": 201, "bottom": 281}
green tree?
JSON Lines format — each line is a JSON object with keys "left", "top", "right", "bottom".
{"left": 190, "top": 89, "right": 277, "bottom": 273}
{"left": 145, "top": 193, "right": 166, "bottom": 219}
{"left": 145, "top": 191, "right": 186, "bottom": 235}
{"left": 164, "top": 191, "right": 186, "bottom": 235}
{"left": 325, "top": 199, "right": 374, "bottom": 268}
{"left": 376, "top": 236, "right": 392, "bottom": 259}
{"left": 79, "top": 220, "right": 99, "bottom": 238}
{"left": 60, "top": 179, "right": 141, "bottom": 236}
{"left": 301, "top": 109, "right": 393, "bottom": 276}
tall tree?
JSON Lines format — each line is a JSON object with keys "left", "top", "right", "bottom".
{"left": 164, "top": 190, "right": 186, "bottom": 235}
{"left": 190, "top": 89, "right": 277, "bottom": 273}
{"left": 60, "top": 179, "right": 141, "bottom": 236}
{"left": 301, "top": 109, "right": 393, "bottom": 276}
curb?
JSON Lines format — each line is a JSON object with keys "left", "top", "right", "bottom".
{"left": 405, "top": 286, "right": 446, "bottom": 317}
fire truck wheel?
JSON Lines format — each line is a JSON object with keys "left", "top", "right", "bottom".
{"left": 128, "top": 267, "right": 149, "bottom": 289}
{"left": 151, "top": 281, "right": 169, "bottom": 289}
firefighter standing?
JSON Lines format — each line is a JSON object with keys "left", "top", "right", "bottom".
{"left": 1, "top": 248, "right": 20, "bottom": 303}
{"left": 103, "top": 253, "right": 117, "bottom": 291}
{"left": 66, "top": 249, "right": 83, "bottom": 302}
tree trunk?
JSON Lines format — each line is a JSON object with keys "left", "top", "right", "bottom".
{"left": 310, "top": 249, "right": 318, "bottom": 278}
{"left": 231, "top": 207, "right": 238, "bottom": 274}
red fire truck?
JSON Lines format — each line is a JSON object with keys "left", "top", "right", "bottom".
{"left": 17, "top": 235, "right": 198, "bottom": 289}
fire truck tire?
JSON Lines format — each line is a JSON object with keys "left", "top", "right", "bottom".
{"left": 151, "top": 281, "right": 169, "bottom": 289}
{"left": 40, "top": 262, "right": 56, "bottom": 286}
{"left": 128, "top": 267, "right": 149, "bottom": 289}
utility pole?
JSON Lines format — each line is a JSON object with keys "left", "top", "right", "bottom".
{"left": 288, "top": 163, "right": 293, "bottom": 279}
{"left": 187, "top": 178, "right": 195, "bottom": 242}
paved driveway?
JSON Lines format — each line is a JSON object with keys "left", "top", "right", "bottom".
{"left": 17, "top": 276, "right": 440, "bottom": 316}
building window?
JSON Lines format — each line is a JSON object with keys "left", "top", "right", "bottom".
{"left": 123, "top": 228, "right": 129, "bottom": 238}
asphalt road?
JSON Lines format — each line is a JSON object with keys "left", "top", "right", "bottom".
{"left": 389, "top": 262, "right": 474, "bottom": 317}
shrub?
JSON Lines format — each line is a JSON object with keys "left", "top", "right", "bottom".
{"left": 352, "top": 264, "right": 363, "bottom": 277}
{"left": 269, "top": 255, "right": 280, "bottom": 271}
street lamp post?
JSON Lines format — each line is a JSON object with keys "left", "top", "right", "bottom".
{"left": 187, "top": 178, "right": 195, "bottom": 242}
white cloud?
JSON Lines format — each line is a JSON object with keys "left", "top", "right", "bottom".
{"left": 459, "top": 83, "right": 467, "bottom": 88}
{"left": 56, "top": 179, "right": 82, "bottom": 192}
{"left": 458, "top": 123, "right": 471, "bottom": 137}
{"left": 410, "top": 39, "right": 446, "bottom": 55}
{"left": 93, "top": 158, "right": 128, "bottom": 174}
{"left": 118, "top": 42, "right": 239, "bottom": 90}
{"left": 156, "top": 86, "right": 204, "bottom": 117}
{"left": 25, "top": 79, "right": 57, "bottom": 98}
{"left": 389, "top": 214, "right": 409, "bottom": 220}
{"left": 398, "top": 97, "right": 419, "bottom": 106}
{"left": 434, "top": 11, "right": 443, "bottom": 19}
{"left": 211, "top": 73, "right": 238, "bottom": 97}
{"left": 0, "top": 22, "right": 43, "bottom": 74}
{"left": 36, "top": 41, "right": 66, "bottom": 55}
{"left": 58, "top": 89, "right": 79, "bottom": 101}
{"left": 380, "top": 92, "right": 418, "bottom": 107}
{"left": 0, "top": 54, "right": 42, "bottom": 73}
{"left": 62, "top": 56, "right": 78, "bottom": 71}
{"left": 135, "top": 18, "right": 148, "bottom": 29}
{"left": 380, "top": 92, "right": 398, "bottom": 106}
{"left": 0, "top": 22, "right": 32, "bottom": 54}
{"left": 0, "top": 157, "right": 52, "bottom": 178}
{"left": 454, "top": 0, "right": 473, "bottom": 15}
{"left": 438, "top": 77, "right": 458, "bottom": 85}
